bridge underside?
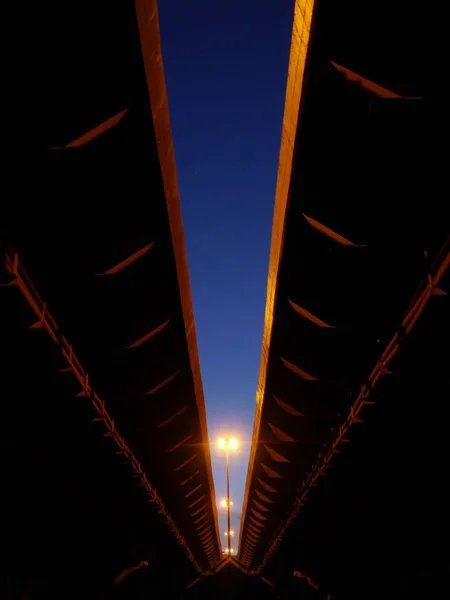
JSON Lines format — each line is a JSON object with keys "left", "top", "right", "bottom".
{"left": 1, "top": 0, "right": 445, "bottom": 599}
{"left": 2, "top": 1, "right": 221, "bottom": 597}
{"left": 239, "top": 0, "right": 447, "bottom": 598}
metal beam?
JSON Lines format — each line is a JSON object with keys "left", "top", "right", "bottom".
{"left": 48, "top": 108, "right": 128, "bottom": 149}
{"left": 252, "top": 240, "right": 449, "bottom": 572}
{"left": 2, "top": 247, "right": 210, "bottom": 574}
{"left": 134, "top": 0, "right": 222, "bottom": 560}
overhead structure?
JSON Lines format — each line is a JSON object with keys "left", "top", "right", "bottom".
{"left": 184, "top": 559, "right": 277, "bottom": 600}
{"left": 239, "top": 0, "right": 447, "bottom": 598}
{"left": 2, "top": 0, "right": 446, "bottom": 598}
{"left": 1, "top": 0, "right": 221, "bottom": 597}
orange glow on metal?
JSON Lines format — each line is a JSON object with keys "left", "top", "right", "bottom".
{"left": 2, "top": 249, "right": 211, "bottom": 573}
{"left": 135, "top": 0, "right": 221, "bottom": 559}
{"left": 252, "top": 245, "right": 450, "bottom": 572}
{"left": 238, "top": 0, "right": 319, "bottom": 558}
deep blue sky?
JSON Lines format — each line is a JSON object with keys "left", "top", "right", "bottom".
{"left": 158, "top": 0, "right": 295, "bottom": 552}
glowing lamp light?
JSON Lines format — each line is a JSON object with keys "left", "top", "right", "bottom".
{"left": 220, "top": 499, "right": 233, "bottom": 508}
{"left": 224, "top": 530, "right": 234, "bottom": 536}
{"left": 228, "top": 437, "right": 238, "bottom": 449}
{"left": 217, "top": 437, "right": 238, "bottom": 450}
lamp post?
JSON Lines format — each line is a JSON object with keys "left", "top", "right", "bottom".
{"left": 226, "top": 444, "right": 231, "bottom": 555}
{"left": 217, "top": 437, "right": 238, "bottom": 555}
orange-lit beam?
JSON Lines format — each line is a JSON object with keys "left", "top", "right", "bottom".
{"left": 238, "top": 0, "right": 318, "bottom": 557}
{"left": 252, "top": 242, "right": 449, "bottom": 573}
{"left": 134, "top": 0, "right": 222, "bottom": 563}
{"left": 48, "top": 108, "right": 128, "bottom": 149}
{"left": 2, "top": 248, "right": 215, "bottom": 573}
{"left": 330, "top": 61, "right": 422, "bottom": 99}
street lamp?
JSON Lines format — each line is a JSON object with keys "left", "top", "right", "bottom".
{"left": 217, "top": 437, "right": 238, "bottom": 555}
{"left": 220, "top": 499, "right": 233, "bottom": 508}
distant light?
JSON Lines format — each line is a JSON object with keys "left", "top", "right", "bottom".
{"left": 225, "top": 530, "right": 234, "bottom": 536}
{"left": 220, "top": 499, "right": 233, "bottom": 508}
{"left": 216, "top": 437, "right": 238, "bottom": 450}
{"left": 223, "top": 548, "right": 234, "bottom": 554}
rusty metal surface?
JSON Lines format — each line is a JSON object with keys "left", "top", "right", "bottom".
{"left": 2, "top": 248, "right": 207, "bottom": 574}
{"left": 244, "top": 243, "right": 449, "bottom": 572}
{"left": 238, "top": 0, "right": 317, "bottom": 552}
{"left": 238, "top": 0, "right": 447, "bottom": 589}
{"left": 2, "top": 0, "right": 221, "bottom": 585}
{"left": 135, "top": 0, "right": 221, "bottom": 559}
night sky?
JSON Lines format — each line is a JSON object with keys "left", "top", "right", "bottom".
{"left": 158, "top": 0, "right": 295, "bottom": 551}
